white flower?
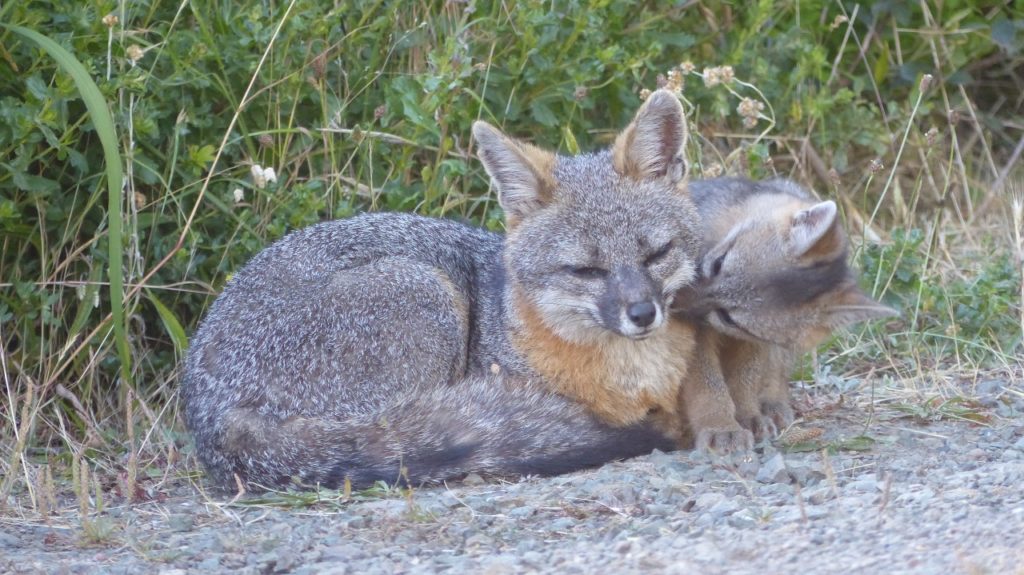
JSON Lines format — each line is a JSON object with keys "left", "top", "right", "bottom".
{"left": 233, "top": 188, "right": 244, "bottom": 203}
{"left": 251, "top": 164, "right": 267, "bottom": 189}
{"left": 250, "top": 164, "right": 278, "bottom": 189}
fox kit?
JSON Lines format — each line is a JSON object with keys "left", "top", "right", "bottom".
{"left": 181, "top": 89, "right": 699, "bottom": 491}
{"left": 674, "top": 177, "right": 897, "bottom": 449}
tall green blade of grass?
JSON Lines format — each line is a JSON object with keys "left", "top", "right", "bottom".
{"left": 3, "top": 24, "right": 132, "bottom": 387}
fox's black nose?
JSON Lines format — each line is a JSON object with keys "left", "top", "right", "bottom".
{"left": 626, "top": 302, "right": 657, "bottom": 328}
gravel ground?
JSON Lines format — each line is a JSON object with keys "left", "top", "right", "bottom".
{"left": 3, "top": 382, "right": 1024, "bottom": 575}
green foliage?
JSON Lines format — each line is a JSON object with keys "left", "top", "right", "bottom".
{"left": 0, "top": 0, "right": 1020, "bottom": 451}
{"left": 859, "top": 228, "right": 1022, "bottom": 362}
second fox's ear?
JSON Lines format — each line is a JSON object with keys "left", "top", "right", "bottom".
{"left": 613, "top": 89, "right": 688, "bottom": 183}
{"left": 473, "top": 121, "right": 556, "bottom": 226}
{"left": 789, "top": 200, "right": 842, "bottom": 259}
{"left": 824, "top": 285, "right": 900, "bottom": 329}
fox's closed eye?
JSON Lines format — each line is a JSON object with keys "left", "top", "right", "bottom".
{"left": 644, "top": 241, "right": 674, "bottom": 267}
{"left": 709, "top": 252, "right": 727, "bottom": 277}
{"left": 566, "top": 265, "right": 608, "bottom": 279}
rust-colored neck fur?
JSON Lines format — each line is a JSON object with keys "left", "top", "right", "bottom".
{"left": 511, "top": 290, "right": 696, "bottom": 428}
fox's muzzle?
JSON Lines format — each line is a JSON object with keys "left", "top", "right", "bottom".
{"left": 600, "top": 265, "right": 664, "bottom": 337}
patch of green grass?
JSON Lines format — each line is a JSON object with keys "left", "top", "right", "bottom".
{"left": 0, "top": 0, "right": 1021, "bottom": 508}
{"left": 887, "top": 396, "right": 992, "bottom": 425}
{"left": 783, "top": 434, "right": 877, "bottom": 455}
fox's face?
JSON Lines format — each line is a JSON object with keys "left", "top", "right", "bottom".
{"left": 675, "top": 188, "right": 896, "bottom": 350}
{"left": 505, "top": 174, "right": 698, "bottom": 342}
{"left": 474, "top": 90, "right": 700, "bottom": 344}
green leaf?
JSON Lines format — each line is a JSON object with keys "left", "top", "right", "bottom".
{"left": 9, "top": 170, "right": 60, "bottom": 197}
{"left": 3, "top": 24, "right": 131, "bottom": 386}
{"left": 146, "top": 289, "right": 189, "bottom": 356}
{"left": 530, "top": 99, "right": 559, "bottom": 127}
{"left": 561, "top": 125, "right": 580, "bottom": 155}
{"left": 834, "top": 435, "right": 876, "bottom": 452}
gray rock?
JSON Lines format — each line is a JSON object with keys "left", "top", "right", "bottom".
{"left": 707, "top": 498, "right": 741, "bottom": 518}
{"left": 0, "top": 531, "right": 18, "bottom": 548}
{"left": 976, "top": 379, "right": 1003, "bottom": 397}
{"left": 756, "top": 454, "right": 790, "bottom": 484}
{"left": 967, "top": 448, "right": 988, "bottom": 460}
{"left": 507, "top": 505, "right": 534, "bottom": 518}
{"left": 806, "top": 486, "right": 836, "bottom": 505}
{"left": 166, "top": 514, "right": 194, "bottom": 532}
{"left": 848, "top": 478, "right": 881, "bottom": 492}
{"left": 320, "top": 544, "right": 368, "bottom": 561}
{"left": 196, "top": 556, "right": 220, "bottom": 571}
{"left": 727, "top": 510, "right": 759, "bottom": 529}
{"left": 693, "top": 492, "right": 726, "bottom": 510}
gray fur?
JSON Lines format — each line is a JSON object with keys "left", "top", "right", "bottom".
{"left": 181, "top": 93, "right": 698, "bottom": 491}
{"left": 675, "top": 176, "right": 896, "bottom": 442}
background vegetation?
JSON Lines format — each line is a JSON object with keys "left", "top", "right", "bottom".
{"left": 1, "top": 0, "right": 1022, "bottom": 508}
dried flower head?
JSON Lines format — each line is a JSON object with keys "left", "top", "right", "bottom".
{"left": 702, "top": 65, "right": 735, "bottom": 88}
{"left": 868, "top": 159, "right": 884, "bottom": 174}
{"left": 719, "top": 65, "right": 735, "bottom": 84}
{"left": 702, "top": 163, "right": 724, "bottom": 178}
{"left": 233, "top": 188, "right": 245, "bottom": 204}
{"left": 925, "top": 127, "right": 939, "bottom": 146}
{"left": 679, "top": 61, "right": 696, "bottom": 74}
{"left": 134, "top": 191, "right": 146, "bottom": 210}
{"left": 702, "top": 67, "right": 721, "bottom": 87}
{"left": 573, "top": 85, "right": 588, "bottom": 101}
{"left": 374, "top": 105, "right": 387, "bottom": 120}
{"left": 126, "top": 45, "right": 144, "bottom": 65}
{"left": 102, "top": 13, "right": 119, "bottom": 28}
{"left": 828, "top": 168, "right": 841, "bottom": 189}
{"left": 311, "top": 53, "right": 327, "bottom": 79}
{"left": 258, "top": 134, "right": 274, "bottom": 148}
{"left": 639, "top": 88, "right": 652, "bottom": 101}
{"left": 737, "top": 97, "right": 765, "bottom": 128}
{"left": 665, "top": 69, "right": 684, "bottom": 94}
{"left": 920, "top": 74, "right": 933, "bottom": 92}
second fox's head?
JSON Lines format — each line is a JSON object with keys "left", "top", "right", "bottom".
{"left": 473, "top": 89, "right": 699, "bottom": 343}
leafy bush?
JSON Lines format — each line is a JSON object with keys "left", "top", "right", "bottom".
{"left": 0, "top": 0, "right": 1020, "bottom": 485}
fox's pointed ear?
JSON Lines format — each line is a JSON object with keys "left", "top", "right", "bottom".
{"left": 825, "top": 285, "right": 899, "bottom": 329}
{"left": 789, "top": 200, "right": 841, "bottom": 258}
{"left": 473, "top": 121, "right": 556, "bottom": 226}
{"left": 613, "top": 89, "right": 688, "bottom": 183}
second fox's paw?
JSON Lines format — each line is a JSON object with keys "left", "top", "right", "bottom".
{"left": 695, "top": 425, "right": 755, "bottom": 454}
{"left": 738, "top": 414, "right": 779, "bottom": 441}
{"left": 761, "top": 400, "right": 795, "bottom": 433}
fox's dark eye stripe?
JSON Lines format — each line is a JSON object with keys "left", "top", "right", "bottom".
{"left": 643, "top": 241, "right": 673, "bottom": 267}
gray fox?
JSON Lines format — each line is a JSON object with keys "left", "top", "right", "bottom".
{"left": 181, "top": 89, "right": 699, "bottom": 491}
{"left": 673, "top": 177, "right": 897, "bottom": 449}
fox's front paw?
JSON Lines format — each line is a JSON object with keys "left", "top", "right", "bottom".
{"left": 737, "top": 414, "right": 779, "bottom": 441}
{"left": 695, "top": 425, "right": 754, "bottom": 454}
{"left": 760, "top": 400, "right": 795, "bottom": 433}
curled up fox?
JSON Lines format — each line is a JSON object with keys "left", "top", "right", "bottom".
{"left": 182, "top": 90, "right": 703, "bottom": 490}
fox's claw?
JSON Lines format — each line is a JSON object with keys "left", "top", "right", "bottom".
{"left": 760, "top": 400, "right": 795, "bottom": 434}
{"left": 695, "top": 426, "right": 755, "bottom": 454}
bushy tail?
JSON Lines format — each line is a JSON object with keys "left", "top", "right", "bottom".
{"left": 191, "top": 375, "right": 674, "bottom": 491}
